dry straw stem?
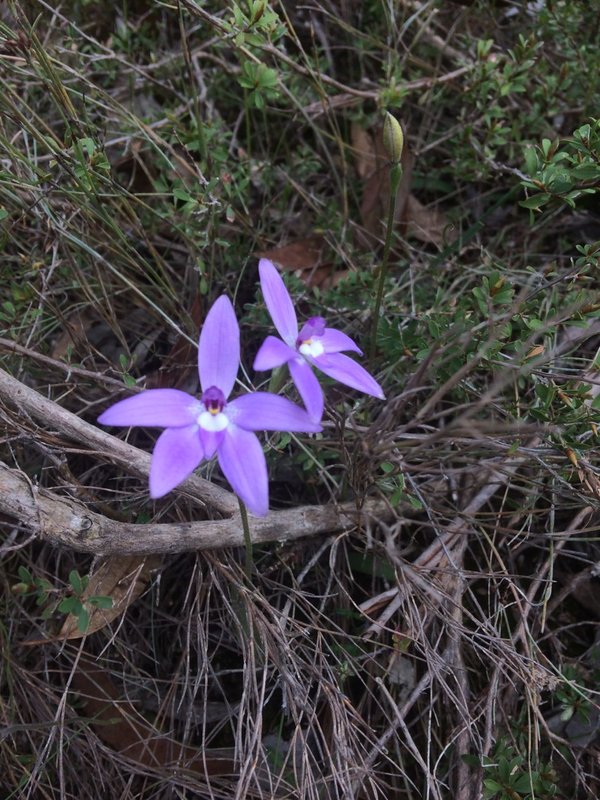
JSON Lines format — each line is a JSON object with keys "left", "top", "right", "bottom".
{"left": 0, "top": 367, "right": 393, "bottom": 554}
{"left": 0, "top": 337, "right": 134, "bottom": 392}
{"left": 360, "top": 441, "right": 540, "bottom": 637}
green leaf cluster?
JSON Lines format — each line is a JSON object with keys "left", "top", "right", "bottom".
{"left": 464, "top": 739, "right": 557, "bottom": 800}
{"left": 521, "top": 120, "right": 600, "bottom": 213}
{"left": 14, "top": 567, "right": 112, "bottom": 633}
{"left": 238, "top": 61, "right": 280, "bottom": 110}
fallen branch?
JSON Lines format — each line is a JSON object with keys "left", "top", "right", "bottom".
{"left": 0, "top": 367, "right": 238, "bottom": 516}
{"left": 0, "top": 460, "right": 391, "bottom": 555}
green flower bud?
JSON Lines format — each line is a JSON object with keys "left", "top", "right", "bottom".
{"left": 382, "top": 112, "right": 404, "bottom": 163}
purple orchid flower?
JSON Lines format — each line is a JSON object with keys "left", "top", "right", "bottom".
{"left": 98, "top": 295, "right": 321, "bottom": 516}
{"left": 253, "top": 258, "right": 385, "bottom": 421}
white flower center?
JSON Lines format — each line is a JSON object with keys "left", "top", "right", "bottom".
{"left": 198, "top": 410, "right": 229, "bottom": 432}
{"left": 298, "top": 338, "right": 324, "bottom": 358}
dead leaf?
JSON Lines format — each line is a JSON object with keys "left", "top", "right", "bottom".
{"left": 51, "top": 308, "right": 102, "bottom": 361}
{"left": 257, "top": 237, "right": 352, "bottom": 290}
{"left": 351, "top": 121, "right": 377, "bottom": 180}
{"left": 258, "top": 236, "right": 329, "bottom": 272}
{"left": 302, "top": 266, "right": 350, "bottom": 289}
{"left": 577, "top": 460, "right": 600, "bottom": 501}
{"left": 525, "top": 344, "right": 545, "bottom": 360}
{"left": 352, "top": 121, "right": 455, "bottom": 250}
{"left": 71, "top": 657, "right": 236, "bottom": 775}
{"left": 59, "top": 555, "right": 161, "bottom": 640}
{"left": 405, "top": 194, "right": 453, "bottom": 247}
{"left": 352, "top": 122, "right": 414, "bottom": 246}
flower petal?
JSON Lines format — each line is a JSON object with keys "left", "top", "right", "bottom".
{"left": 259, "top": 258, "right": 298, "bottom": 346}
{"left": 199, "top": 427, "right": 227, "bottom": 459}
{"left": 314, "top": 352, "right": 385, "bottom": 399}
{"left": 98, "top": 389, "right": 199, "bottom": 428}
{"left": 298, "top": 316, "right": 325, "bottom": 340}
{"left": 289, "top": 358, "right": 324, "bottom": 422}
{"left": 321, "top": 327, "right": 363, "bottom": 355}
{"left": 218, "top": 425, "right": 268, "bottom": 516}
{"left": 198, "top": 295, "right": 240, "bottom": 398}
{"left": 253, "top": 335, "right": 295, "bottom": 371}
{"left": 228, "top": 393, "right": 322, "bottom": 433}
{"left": 149, "top": 425, "right": 204, "bottom": 498}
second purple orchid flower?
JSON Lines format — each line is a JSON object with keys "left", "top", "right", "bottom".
{"left": 253, "top": 258, "right": 385, "bottom": 421}
{"left": 98, "top": 296, "right": 321, "bottom": 517}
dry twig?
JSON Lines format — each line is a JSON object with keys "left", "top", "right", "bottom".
{"left": 0, "top": 459, "right": 390, "bottom": 554}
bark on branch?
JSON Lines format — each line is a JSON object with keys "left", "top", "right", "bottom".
{"left": 0, "top": 367, "right": 238, "bottom": 516}
{"left": 0, "top": 367, "right": 393, "bottom": 553}
{"left": 0, "top": 460, "right": 389, "bottom": 555}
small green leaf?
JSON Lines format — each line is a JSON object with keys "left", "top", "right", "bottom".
{"left": 77, "top": 137, "right": 96, "bottom": 157}
{"left": 520, "top": 194, "right": 550, "bottom": 210}
{"left": 69, "top": 570, "right": 84, "bottom": 595}
{"left": 575, "top": 123, "right": 591, "bottom": 142}
{"left": 77, "top": 607, "right": 90, "bottom": 633}
{"left": 58, "top": 596, "right": 79, "bottom": 614}
{"left": 541, "top": 138, "right": 552, "bottom": 158}
{"left": 89, "top": 595, "right": 113, "bottom": 609}
{"left": 548, "top": 172, "right": 573, "bottom": 193}
{"left": 513, "top": 773, "right": 535, "bottom": 792}
{"left": 571, "top": 164, "right": 600, "bottom": 180}
{"left": 498, "top": 756, "right": 511, "bottom": 784}
{"left": 390, "top": 487, "right": 404, "bottom": 506}
{"left": 523, "top": 147, "right": 538, "bottom": 174}
{"left": 524, "top": 318, "right": 544, "bottom": 330}
{"left": 173, "top": 187, "right": 192, "bottom": 202}
{"left": 483, "top": 778, "right": 503, "bottom": 792}
{"left": 18, "top": 566, "right": 33, "bottom": 583}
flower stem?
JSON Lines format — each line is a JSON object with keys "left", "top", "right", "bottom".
{"left": 238, "top": 498, "right": 253, "bottom": 580}
{"left": 369, "top": 162, "right": 402, "bottom": 367}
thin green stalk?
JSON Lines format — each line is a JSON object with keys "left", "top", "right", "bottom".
{"left": 238, "top": 498, "right": 253, "bottom": 580}
{"left": 368, "top": 162, "right": 402, "bottom": 367}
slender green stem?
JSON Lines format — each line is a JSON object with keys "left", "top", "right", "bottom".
{"left": 369, "top": 162, "right": 402, "bottom": 367}
{"left": 238, "top": 498, "right": 253, "bottom": 580}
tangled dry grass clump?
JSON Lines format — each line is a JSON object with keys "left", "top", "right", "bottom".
{"left": 1, "top": 1, "right": 600, "bottom": 798}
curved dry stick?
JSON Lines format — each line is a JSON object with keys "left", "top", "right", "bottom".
{"left": 0, "top": 460, "right": 390, "bottom": 555}
{"left": 0, "top": 367, "right": 238, "bottom": 516}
